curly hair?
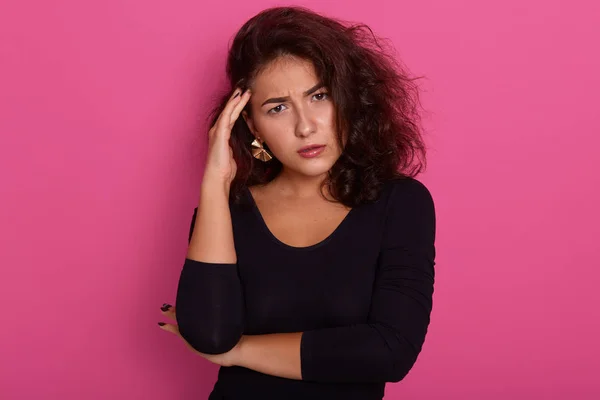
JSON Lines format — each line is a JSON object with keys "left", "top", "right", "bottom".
{"left": 208, "top": 6, "right": 427, "bottom": 207}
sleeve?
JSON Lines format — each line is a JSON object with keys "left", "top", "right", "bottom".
{"left": 300, "top": 179, "right": 436, "bottom": 383}
{"left": 175, "top": 207, "right": 245, "bottom": 354}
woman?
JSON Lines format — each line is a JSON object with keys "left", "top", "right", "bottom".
{"left": 158, "top": 6, "right": 436, "bottom": 400}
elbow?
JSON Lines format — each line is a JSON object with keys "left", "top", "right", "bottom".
{"left": 383, "top": 321, "right": 429, "bottom": 382}
{"left": 385, "top": 338, "right": 422, "bottom": 383}
{"left": 174, "top": 259, "right": 244, "bottom": 354}
{"left": 177, "top": 316, "right": 243, "bottom": 354}
{"left": 387, "top": 353, "right": 418, "bottom": 383}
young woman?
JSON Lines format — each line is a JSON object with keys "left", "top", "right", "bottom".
{"left": 158, "top": 6, "right": 436, "bottom": 400}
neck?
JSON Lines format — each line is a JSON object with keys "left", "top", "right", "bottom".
{"left": 271, "top": 168, "right": 330, "bottom": 199}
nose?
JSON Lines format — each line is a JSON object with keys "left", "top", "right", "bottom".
{"left": 294, "top": 107, "right": 317, "bottom": 138}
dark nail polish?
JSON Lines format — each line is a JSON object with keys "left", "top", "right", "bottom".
{"left": 158, "top": 322, "right": 166, "bottom": 326}
{"left": 160, "top": 305, "right": 171, "bottom": 312}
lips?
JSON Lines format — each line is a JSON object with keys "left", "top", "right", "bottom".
{"left": 297, "top": 144, "right": 326, "bottom": 158}
{"left": 298, "top": 144, "right": 325, "bottom": 153}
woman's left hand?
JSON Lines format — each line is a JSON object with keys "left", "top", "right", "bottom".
{"left": 158, "top": 303, "right": 242, "bottom": 367}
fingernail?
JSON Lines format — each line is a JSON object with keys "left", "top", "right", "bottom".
{"left": 160, "top": 304, "right": 171, "bottom": 312}
{"left": 233, "top": 91, "right": 241, "bottom": 99}
{"left": 158, "top": 322, "right": 166, "bottom": 326}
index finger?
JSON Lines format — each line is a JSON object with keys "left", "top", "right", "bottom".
{"left": 215, "top": 88, "right": 245, "bottom": 130}
{"left": 229, "top": 90, "right": 251, "bottom": 126}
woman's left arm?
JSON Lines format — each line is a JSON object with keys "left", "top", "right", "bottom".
{"left": 234, "top": 179, "right": 436, "bottom": 383}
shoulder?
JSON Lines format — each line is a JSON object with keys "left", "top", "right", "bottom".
{"left": 380, "top": 177, "right": 436, "bottom": 232}
{"left": 382, "top": 177, "right": 435, "bottom": 211}
{"left": 379, "top": 177, "right": 436, "bottom": 244}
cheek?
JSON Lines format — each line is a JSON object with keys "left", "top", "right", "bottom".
{"left": 253, "top": 115, "right": 276, "bottom": 138}
{"left": 316, "top": 104, "right": 339, "bottom": 144}
{"left": 266, "top": 135, "right": 295, "bottom": 156}
{"left": 254, "top": 117, "right": 291, "bottom": 151}
{"left": 315, "top": 104, "right": 337, "bottom": 133}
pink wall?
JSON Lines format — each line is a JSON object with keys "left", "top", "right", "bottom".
{"left": 1, "top": 0, "right": 599, "bottom": 398}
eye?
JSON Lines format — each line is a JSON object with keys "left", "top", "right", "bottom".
{"left": 313, "top": 92, "right": 329, "bottom": 101}
{"left": 267, "top": 104, "right": 287, "bottom": 114}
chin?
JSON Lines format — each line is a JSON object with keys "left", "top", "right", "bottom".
{"left": 278, "top": 150, "right": 341, "bottom": 178}
{"left": 293, "top": 160, "right": 337, "bottom": 178}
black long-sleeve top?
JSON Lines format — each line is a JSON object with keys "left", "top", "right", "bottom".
{"left": 175, "top": 177, "right": 436, "bottom": 400}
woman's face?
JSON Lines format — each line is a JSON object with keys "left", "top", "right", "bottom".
{"left": 243, "top": 56, "right": 342, "bottom": 179}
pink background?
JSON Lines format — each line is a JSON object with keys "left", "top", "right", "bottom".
{"left": 1, "top": 0, "right": 599, "bottom": 399}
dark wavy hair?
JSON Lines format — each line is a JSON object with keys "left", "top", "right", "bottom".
{"left": 208, "top": 6, "right": 427, "bottom": 207}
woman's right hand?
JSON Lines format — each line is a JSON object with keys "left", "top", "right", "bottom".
{"left": 202, "top": 88, "right": 251, "bottom": 191}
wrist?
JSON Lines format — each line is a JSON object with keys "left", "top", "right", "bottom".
{"left": 200, "top": 176, "right": 231, "bottom": 199}
{"left": 231, "top": 335, "right": 248, "bottom": 367}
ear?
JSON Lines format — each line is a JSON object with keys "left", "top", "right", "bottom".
{"left": 242, "top": 110, "right": 258, "bottom": 138}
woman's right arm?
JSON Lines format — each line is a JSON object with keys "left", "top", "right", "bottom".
{"left": 187, "top": 181, "right": 237, "bottom": 263}
{"left": 175, "top": 89, "right": 251, "bottom": 355}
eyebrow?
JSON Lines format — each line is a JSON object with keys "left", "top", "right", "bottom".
{"left": 260, "top": 83, "right": 325, "bottom": 107}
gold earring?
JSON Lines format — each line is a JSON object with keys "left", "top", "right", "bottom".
{"left": 251, "top": 139, "right": 273, "bottom": 162}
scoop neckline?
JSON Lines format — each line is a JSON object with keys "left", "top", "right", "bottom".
{"left": 244, "top": 186, "right": 355, "bottom": 252}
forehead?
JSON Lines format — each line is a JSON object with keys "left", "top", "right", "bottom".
{"left": 252, "top": 56, "right": 319, "bottom": 96}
